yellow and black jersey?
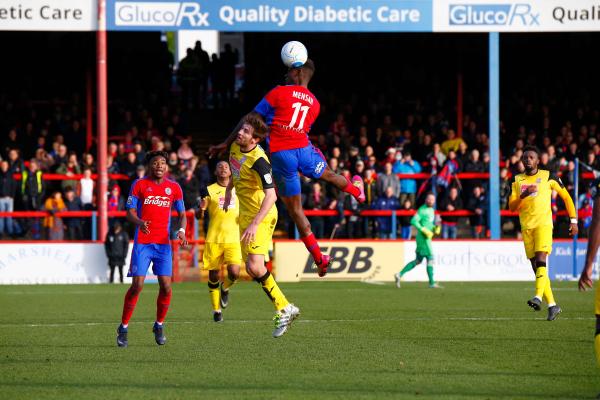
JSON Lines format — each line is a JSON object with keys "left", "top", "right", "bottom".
{"left": 509, "top": 169, "right": 576, "bottom": 230}
{"left": 204, "top": 182, "right": 240, "bottom": 244}
{"left": 229, "top": 142, "right": 277, "bottom": 217}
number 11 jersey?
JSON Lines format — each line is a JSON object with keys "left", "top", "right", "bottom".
{"left": 254, "top": 85, "right": 321, "bottom": 153}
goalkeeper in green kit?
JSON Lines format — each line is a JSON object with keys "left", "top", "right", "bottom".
{"left": 394, "top": 193, "right": 442, "bottom": 289}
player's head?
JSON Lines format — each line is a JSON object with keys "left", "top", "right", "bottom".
{"left": 236, "top": 113, "right": 268, "bottom": 148}
{"left": 285, "top": 58, "right": 315, "bottom": 86}
{"left": 144, "top": 150, "right": 169, "bottom": 178}
{"left": 215, "top": 160, "right": 231, "bottom": 180}
{"left": 425, "top": 192, "right": 436, "bottom": 208}
{"left": 521, "top": 145, "right": 540, "bottom": 173}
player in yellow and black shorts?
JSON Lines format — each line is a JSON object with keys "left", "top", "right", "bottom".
{"left": 579, "top": 177, "right": 600, "bottom": 383}
{"left": 225, "top": 113, "right": 299, "bottom": 338}
{"left": 196, "top": 161, "right": 242, "bottom": 322}
{"left": 509, "top": 145, "right": 577, "bottom": 321}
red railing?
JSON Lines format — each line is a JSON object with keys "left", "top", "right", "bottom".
{"left": 9, "top": 171, "right": 596, "bottom": 182}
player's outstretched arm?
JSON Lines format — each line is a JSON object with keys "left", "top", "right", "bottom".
{"left": 580, "top": 196, "right": 600, "bottom": 291}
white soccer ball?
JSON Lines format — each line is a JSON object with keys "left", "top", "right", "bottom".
{"left": 281, "top": 41, "right": 308, "bottom": 68}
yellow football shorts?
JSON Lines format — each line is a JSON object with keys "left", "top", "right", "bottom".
{"left": 239, "top": 213, "right": 277, "bottom": 261}
{"left": 202, "top": 243, "right": 242, "bottom": 270}
{"left": 595, "top": 282, "right": 600, "bottom": 315}
{"left": 521, "top": 225, "right": 553, "bottom": 259}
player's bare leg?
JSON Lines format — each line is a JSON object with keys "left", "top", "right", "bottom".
{"left": 281, "top": 194, "right": 331, "bottom": 277}
{"left": 320, "top": 167, "right": 365, "bottom": 203}
{"left": 153, "top": 275, "right": 172, "bottom": 345}
{"left": 245, "top": 254, "right": 299, "bottom": 338}
{"left": 221, "top": 264, "right": 240, "bottom": 309}
{"left": 117, "top": 276, "right": 145, "bottom": 347}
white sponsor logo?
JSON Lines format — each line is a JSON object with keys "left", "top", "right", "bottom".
{"left": 126, "top": 196, "right": 133, "bottom": 206}
{"left": 264, "top": 173, "right": 273, "bottom": 185}
{"left": 165, "top": 187, "right": 172, "bottom": 195}
{"left": 114, "top": 1, "right": 209, "bottom": 27}
{"left": 315, "top": 161, "right": 325, "bottom": 175}
{"left": 143, "top": 195, "right": 171, "bottom": 207}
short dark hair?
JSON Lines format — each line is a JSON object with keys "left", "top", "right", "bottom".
{"left": 522, "top": 145, "right": 540, "bottom": 156}
{"left": 144, "top": 150, "right": 169, "bottom": 165}
{"left": 242, "top": 113, "right": 268, "bottom": 140}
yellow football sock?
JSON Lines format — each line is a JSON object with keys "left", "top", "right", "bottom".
{"left": 595, "top": 334, "right": 600, "bottom": 367}
{"left": 208, "top": 280, "right": 220, "bottom": 312}
{"left": 259, "top": 271, "right": 289, "bottom": 311}
{"left": 223, "top": 275, "right": 236, "bottom": 291}
{"left": 534, "top": 267, "right": 547, "bottom": 299}
{"left": 543, "top": 277, "right": 556, "bottom": 306}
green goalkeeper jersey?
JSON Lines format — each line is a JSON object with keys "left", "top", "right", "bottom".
{"left": 411, "top": 204, "right": 435, "bottom": 256}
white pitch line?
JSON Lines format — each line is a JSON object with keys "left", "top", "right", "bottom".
{"left": 1, "top": 316, "right": 594, "bottom": 328}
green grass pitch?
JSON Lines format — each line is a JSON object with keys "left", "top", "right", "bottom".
{"left": 1, "top": 281, "right": 598, "bottom": 399}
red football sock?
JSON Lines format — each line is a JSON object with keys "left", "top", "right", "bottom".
{"left": 121, "top": 287, "right": 140, "bottom": 326}
{"left": 343, "top": 179, "right": 361, "bottom": 198}
{"left": 301, "top": 233, "right": 323, "bottom": 263}
{"left": 156, "top": 290, "right": 172, "bottom": 324}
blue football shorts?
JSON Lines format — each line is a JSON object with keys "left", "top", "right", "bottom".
{"left": 271, "top": 145, "right": 327, "bottom": 197}
{"left": 128, "top": 243, "right": 172, "bottom": 277}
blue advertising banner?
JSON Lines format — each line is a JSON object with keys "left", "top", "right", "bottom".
{"left": 106, "top": 0, "right": 433, "bottom": 31}
{"left": 549, "top": 240, "right": 600, "bottom": 281}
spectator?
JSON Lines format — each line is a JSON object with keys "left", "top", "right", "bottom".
{"left": 399, "top": 198, "right": 413, "bottom": 239}
{"left": 466, "top": 186, "right": 487, "bottom": 239}
{"left": 179, "top": 168, "right": 199, "bottom": 211}
{"left": 78, "top": 167, "right": 95, "bottom": 210}
{"left": 82, "top": 152, "right": 96, "bottom": 173}
{"left": 107, "top": 185, "right": 125, "bottom": 228}
{"left": 499, "top": 168, "right": 511, "bottom": 210}
{"left": 439, "top": 187, "right": 463, "bottom": 239}
{"left": 372, "top": 187, "right": 400, "bottom": 239}
{"left": 43, "top": 191, "right": 66, "bottom": 240}
{"left": 427, "top": 143, "right": 446, "bottom": 172}
{"left": 56, "top": 153, "right": 81, "bottom": 191}
{"left": 64, "top": 188, "right": 84, "bottom": 240}
{"left": 304, "top": 182, "right": 328, "bottom": 239}
{"left": 104, "top": 221, "right": 130, "bottom": 284}
{"left": 0, "top": 160, "right": 17, "bottom": 237}
{"left": 378, "top": 162, "right": 400, "bottom": 198}
{"left": 34, "top": 148, "right": 54, "bottom": 172}
{"left": 441, "top": 129, "right": 465, "bottom": 155}
{"left": 363, "top": 168, "right": 378, "bottom": 206}
{"left": 463, "top": 149, "right": 485, "bottom": 195}
{"left": 21, "top": 159, "right": 45, "bottom": 239}
{"left": 394, "top": 151, "right": 422, "bottom": 208}
{"left": 7, "top": 149, "right": 24, "bottom": 174}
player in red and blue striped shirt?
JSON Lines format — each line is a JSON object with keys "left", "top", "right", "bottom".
{"left": 116, "top": 151, "right": 187, "bottom": 347}
{"left": 210, "top": 58, "right": 365, "bottom": 277}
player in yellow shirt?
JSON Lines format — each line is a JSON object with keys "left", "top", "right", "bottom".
{"left": 578, "top": 177, "right": 600, "bottom": 381}
{"left": 509, "top": 146, "right": 577, "bottom": 321}
{"left": 225, "top": 113, "right": 300, "bottom": 338}
{"left": 196, "top": 160, "right": 241, "bottom": 322}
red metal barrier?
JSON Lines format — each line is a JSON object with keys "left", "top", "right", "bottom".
{"left": 9, "top": 171, "right": 594, "bottom": 182}
{"left": 12, "top": 173, "right": 129, "bottom": 181}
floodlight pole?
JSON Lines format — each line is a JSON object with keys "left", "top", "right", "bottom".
{"left": 488, "top": 33, "right": 500, "bottom": 239}
{"left": 97, "top": 0, "right": 108, "bottom": 241}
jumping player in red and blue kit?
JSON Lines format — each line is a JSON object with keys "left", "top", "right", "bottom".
{"left": 210, "top": 58, "right": 365, "bottom": 277}
{"left": 116, "top": 151, "right": 188, "bottom": 347}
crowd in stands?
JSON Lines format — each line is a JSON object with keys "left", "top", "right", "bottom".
{"left": 1, "top": 92, "right": 598, "bottom": 241}
{"left": 1, "top": 33, "right": 598, "bottom": 242}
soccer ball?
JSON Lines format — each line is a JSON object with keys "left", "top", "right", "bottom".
{"left": 281, "top": 41, "right": 308, "bottom": 68}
